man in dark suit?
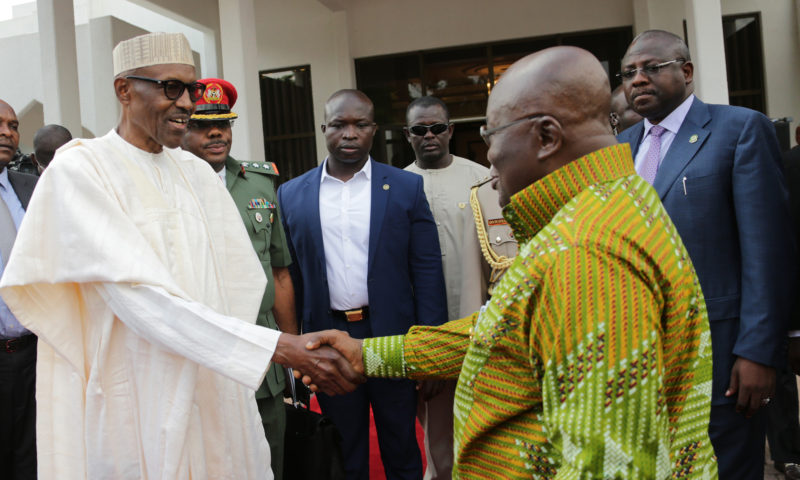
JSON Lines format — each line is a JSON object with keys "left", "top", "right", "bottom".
{"left": 617, "top": 30, "right": 795, "bottom": 478}
{"left": 278, "top": 89, "right": 447, "bottom": 480}
{"left": 0, "top": 99, "right": 39, "bottom": 479}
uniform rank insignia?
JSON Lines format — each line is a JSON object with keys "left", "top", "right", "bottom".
{"left": 248, "top": 198, "right": 276, "bottom": 209}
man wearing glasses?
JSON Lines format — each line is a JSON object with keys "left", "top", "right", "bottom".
{"left": 301, "top": 46, "right": 717, "bottom": 478}
{"left": 181, "top": 77, "right": 297, "bottom": 480}
{"left": 617, "top": 30, "right": 794, "bottom": 478}
{"left": 0, "top": 32, "right": 363, "bottom": 479}
{"left": 403, "top": 96, "right": 514, "bottom": 480}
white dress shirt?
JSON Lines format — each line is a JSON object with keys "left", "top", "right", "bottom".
{"left": 633, "top": 94, "right": 695, "bottom": 175}
{"left": 320, "top": 157, "right": 372, "bottom": 310}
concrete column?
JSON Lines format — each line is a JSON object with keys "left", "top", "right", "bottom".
{"left": 684, "top": 0, "right": 729, "bottom": 104}
{"left": 37, "top": 0, "right": 82, "bottom": 136}
{"left": 219, "top": 0, "right": 265, "bottom": 162}
{"left": 631, "top": 0, "right": 684, "bottom": 36}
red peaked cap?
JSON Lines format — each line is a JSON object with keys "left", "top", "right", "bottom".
{"left": 191, "top": 78, "right": 238, "bottom": 120}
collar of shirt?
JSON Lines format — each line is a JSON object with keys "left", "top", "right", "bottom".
{"left": 633, "top": 94, "right": 694, "bottom": 173}
{"left": 320, "top": 156, "right": 372, "bottom": 185}
{"left": 503, "top": 143, "right": 635, "bottom": 243}
{"left": 642, "top": 94, "right": 695, "bottom": 139}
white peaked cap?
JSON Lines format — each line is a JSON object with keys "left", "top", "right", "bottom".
{"left": 112, "top": 32, "right": 194, "bottom": 76}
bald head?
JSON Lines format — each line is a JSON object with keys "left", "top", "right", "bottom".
{"left": 325, "top": 89, "right": 374, "bottom": 123}
{"left": 627, "top": 30, "right": 691, "bottom": 62}
{"left": 490, "top": 47, "right": 612, "bottom": 129}
{"left": 32, "top": 124, "right": 72, "bottom": 171}
{"left": 484, "top": 47, "right": 618, "bottom": 206}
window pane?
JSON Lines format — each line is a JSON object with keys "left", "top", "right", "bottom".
{"left": 423, "top": 47, "right": 489, "bottom": 119}
{"left": 723, "top": 13, "right": 766, "bottom": 114}
{"left": 259, "top": 66, "right": 317, "bottom": 183}
{"left": 356, "top": 54, "right": 421, "bottom": 126}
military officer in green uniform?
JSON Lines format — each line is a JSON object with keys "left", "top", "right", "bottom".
{"left": 182, "top": 78, "right": 297, "bottom": 480}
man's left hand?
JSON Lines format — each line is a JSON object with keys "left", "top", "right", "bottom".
{"left": 725, "top": 357, "right": 776, "bottom": 418}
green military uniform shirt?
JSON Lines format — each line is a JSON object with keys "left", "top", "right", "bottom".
{"left": 225, "top": 156, "right": 292, "bottom": 399}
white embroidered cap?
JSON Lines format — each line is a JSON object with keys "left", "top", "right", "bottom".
{"left": 112, "top": 32, "right": 194, "bottom": 76}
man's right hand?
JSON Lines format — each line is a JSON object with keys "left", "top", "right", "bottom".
{"left": 273, "top": 332, "right": 365, "bottom": 395}
{"left": 298, "top": 329, "right": 365, "bottom": 391}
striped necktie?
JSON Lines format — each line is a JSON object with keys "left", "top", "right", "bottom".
{"left": 639, "top": 125, "right": 666, "bottom": 185}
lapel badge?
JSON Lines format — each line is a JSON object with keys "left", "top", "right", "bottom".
{"left": 689, "top": 134, "right": 698, "bottom": 144}
{"left": 383, "top": 184, "right": 390, "bottom": 190}
{"left": 458, "top": 202, "right": 466, "bottom": 209}
{"left": 255, "top": 212, "right": 263, "bottom": 223}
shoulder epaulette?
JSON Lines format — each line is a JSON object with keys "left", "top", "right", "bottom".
{"left": 238, "top": 161, "right": 279, "bottom": 176}
{"left": 471, "top": 176, "right": 493, "bottom": 190}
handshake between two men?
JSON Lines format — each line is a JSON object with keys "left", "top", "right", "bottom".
{"left": 274, "top": 330, "right": 365, "bottom": 394}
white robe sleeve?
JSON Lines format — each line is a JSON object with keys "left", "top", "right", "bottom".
{"left": 96, "top": 282, "right": 281, "bottom": 391}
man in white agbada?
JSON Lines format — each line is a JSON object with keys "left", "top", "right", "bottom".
{"left": 0, "top": 32, "right": 362, "bottom": 480}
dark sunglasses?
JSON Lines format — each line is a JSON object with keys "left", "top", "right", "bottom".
{"left": 126, "top": 75, "right": 206, "bottom": 102}
{"left": 407, "top": 123, "right": 450, "bottom": 136}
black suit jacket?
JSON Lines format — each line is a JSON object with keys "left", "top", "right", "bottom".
{"left": 783, "top": 146, "right": 800, "bottom": 330}
{"left": 7, "top": 170, "right": 38, "bottom": 209}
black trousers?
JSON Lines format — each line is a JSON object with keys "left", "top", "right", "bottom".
{"left": 766, "top": 367, "right": 800, "bottom": 464}
{"left": 709, "top": 403, "right": 765, "bottom": 479}
{"left": 0, "top": 337, "right": 37, "bottom": 480}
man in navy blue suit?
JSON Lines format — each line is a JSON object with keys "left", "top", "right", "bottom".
{"left": 277, "top": 89, "right": 448, "bottom": 480}
{"left": 617, "top": 30, "right": 795, "bottom": 477}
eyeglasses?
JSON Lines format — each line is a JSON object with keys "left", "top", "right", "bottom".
{"left": 405, "top": 123, "right": 450, "bottom": 136}
{"left": 125, "top": 75, "right": 206, "bottom": 102}
{"left": 616, "top": 59, "right": 686, "bottom": 81}
{"left": 188, "top": 119, "right": 235, "bottom": 130}
{"left": 479, "top": 114, "right": 547, "bottom": 145}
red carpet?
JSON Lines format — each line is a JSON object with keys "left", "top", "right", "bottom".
{"left": 310, "top": 395, "right": 427, "bottom": 479}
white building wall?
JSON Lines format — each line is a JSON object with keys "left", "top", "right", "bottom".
{"left": 255, "top": 0, "right": 354, "bottom": 163}
{"left": 345, "top": 0, "right": 634, "bottom": 58}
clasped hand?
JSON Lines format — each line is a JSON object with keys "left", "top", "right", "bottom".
{"left": 274, "top": 330, "right": 365, "bottom": 395}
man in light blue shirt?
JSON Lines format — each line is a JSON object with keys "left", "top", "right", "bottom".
{"left": 0, "top": 99, "right": 39, "bottom": 479}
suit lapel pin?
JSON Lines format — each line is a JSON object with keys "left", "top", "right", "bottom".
{"left": 383, "top": 184, "right": 390, "bottom": 190}
{"left": 689, "top": 134, "right": 698, "bottom": 144}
